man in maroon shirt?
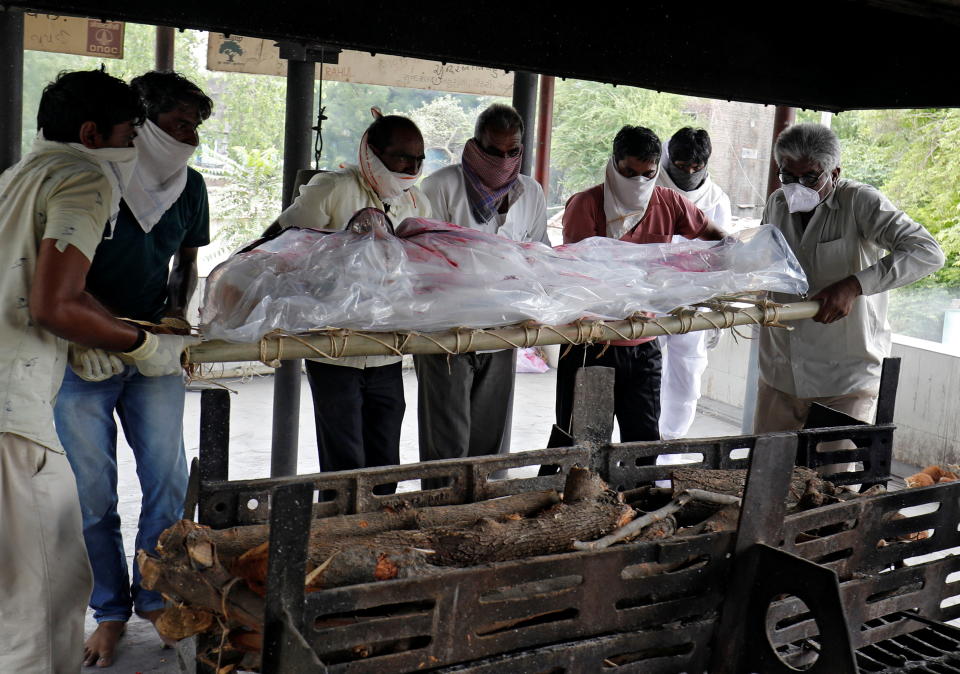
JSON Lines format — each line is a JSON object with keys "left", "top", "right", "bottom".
{"left": 557, "top": 125, "right": 725, "bottom": 443}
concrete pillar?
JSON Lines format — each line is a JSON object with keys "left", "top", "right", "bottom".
{"left": 270, "top": 58, "right": 316, "bottom": 478}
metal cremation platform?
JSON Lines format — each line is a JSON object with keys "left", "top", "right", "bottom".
{"left": 180, "top": 357, "right": 960, "bottom": 673}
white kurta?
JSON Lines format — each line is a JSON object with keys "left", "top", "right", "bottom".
{"left": 656, "top": 171, "right": 732, "bottom": 440}
{"left": 759, "top": 178, "right": 944, "bottom": 398}
{"left": 420, "top": 165, "right": 550, "bottom": 245}
{"left": 277, "top": 165, "right": 431, "bottom": 369}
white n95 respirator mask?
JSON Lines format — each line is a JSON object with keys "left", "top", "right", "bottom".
{"left": 782, "top": 182, "right": 825, "bottom": 213}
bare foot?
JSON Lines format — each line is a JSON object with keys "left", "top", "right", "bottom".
{"left": 83, "top": 621, "right": 126, "bottom": 667}
{"left": 137, "top": 608, "right": 178, "bottom": 648}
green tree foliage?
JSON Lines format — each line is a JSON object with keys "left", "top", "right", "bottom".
{"left": 317, "top": 81, "right": 492, "bottom": 170}
{"left": 404, "top": 94, "right": 483, "bottom": 168}
{"left": 213, "top": 147, "right": 283, "bottom": 252}
{"left": 551, "top": 80, "right": 690, "bottom": 200}
{"left": 860, "top": 109, "right": 960, "bottom": 298}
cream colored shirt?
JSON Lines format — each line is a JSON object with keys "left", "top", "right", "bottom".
{"left": 0, "top": 145, "right": 112, "bottom": 452}
{"left": 277, "top": 165, "right": 431, "bottom": 368}
{"left": 759, "top": 178, "right": 944, "bottom": 398}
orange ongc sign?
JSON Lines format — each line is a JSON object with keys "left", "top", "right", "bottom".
{"left": 24, "top": 14, "right": 125, "bottom": 59}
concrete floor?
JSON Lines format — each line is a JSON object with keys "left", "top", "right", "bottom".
{"left": 83, "top": 367, "right": 742, "bottom": 672}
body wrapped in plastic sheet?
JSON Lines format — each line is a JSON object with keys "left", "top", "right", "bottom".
{"left": 201, "top": 211, "right": 807, "bottom": 342}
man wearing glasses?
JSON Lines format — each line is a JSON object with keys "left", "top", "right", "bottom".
{"left": 755, "top": 122, "right": 944, "bottom": 432}
{"left": 271, "top": 114, "right": 430, "bottom": 488}
{"left": 416, "top": 104, "right": 548, "bottom": 481}
{"left": 558, "top": 125, "right": 726, "bottom": 445}
{"left": 657, "top": 127, "right": 732, "bottom": 441}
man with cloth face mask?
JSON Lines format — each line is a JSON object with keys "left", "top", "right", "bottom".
{"left": 559, "top": 125, "right": 726, "bottom": 444}
{"left": 53, "top": 70, "right": 212, "bottom": 667}
{"left": 269, "top": 114, "right": 431, "bottom": 490}
{"left": 656, "top": 128, "right": 731, "bottom": 440}
{"left": 755, "top": 123, "right": 943, "bottom": 433}
{"left": 416, "top": 104, "right": 548, "bottom": 481}
{"left": 0, "top": 69, "right": 197, "bottom": 673}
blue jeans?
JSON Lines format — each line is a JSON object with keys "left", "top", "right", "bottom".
{"left": 54, "top": 366, "right": 188, "bottom": 623}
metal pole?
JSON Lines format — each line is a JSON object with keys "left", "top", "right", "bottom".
{"left": 0, "top": 7, "right": 24, "bottom": 172}
{"left": 155, "top": 26, "right": 175, "bottom": 72}
{"left": 534, "top": 75, "right": 554, "bottom": 195}
{"left": 271, "top": 58, "right": 315, "bottom": 477}
{"left": 742, "top": 105, "right": 796, "bottom": 434}
{"left": 511, "top": 71, "right": 538, "bottom": 176}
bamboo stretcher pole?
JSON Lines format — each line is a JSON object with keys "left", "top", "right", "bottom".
{"left": 186, "top": 300, "right": 821, "bottom": 365}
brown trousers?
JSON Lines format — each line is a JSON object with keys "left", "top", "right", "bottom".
{"left": 753, "top": 379, "right": 877, "bottom": 433}
{"left": 753, "top": 380, "right": 878, "bottom": 475}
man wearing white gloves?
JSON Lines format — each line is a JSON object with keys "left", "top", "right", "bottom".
{"left": 656, "top": 128, "right": 731, "bottom": 440}
{"left": 53, "top": 71, "right": 211, "bottom": 667}
{"left": 0, "top": 70, "right": 197, "bottom": 674}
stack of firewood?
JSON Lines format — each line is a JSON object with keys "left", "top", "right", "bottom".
{"left": 905, "top": 465, "right": 959, "bottom": 488}
{"left": 138, "top": 466, "right": 855, "bottom": 670}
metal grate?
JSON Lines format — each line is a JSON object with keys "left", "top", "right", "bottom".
{"left": 856, "top": 614, "right": 960, "bottom": 673}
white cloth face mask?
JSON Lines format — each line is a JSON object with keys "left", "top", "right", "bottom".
{"left": 125, "top": 119, "right": 197, "bottom": 233}
{"left": 603, "top": 157, "right": 658, "bottom": 239}
{"left": 782, "top": 181, "right": 825, "bottom": 213}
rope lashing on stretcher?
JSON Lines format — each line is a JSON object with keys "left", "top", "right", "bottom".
{"left": 186, "top": 295, "right": 814, "bottom": 368}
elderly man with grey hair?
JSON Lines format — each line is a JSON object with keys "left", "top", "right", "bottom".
{"left": 416, "top": 104, "right": 548, "bottom": 483}
{"left": 755, "top": 122, "right": 944, "bottom": 433}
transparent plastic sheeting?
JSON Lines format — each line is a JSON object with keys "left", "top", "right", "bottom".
{"left": 201, "top": 216, "right": 808, "bottom": 343}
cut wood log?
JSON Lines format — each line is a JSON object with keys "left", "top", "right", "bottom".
{"left": 200, "top": 489, "right": 561, "bottom": 566}
{"left": 670, "top": 466, "right": 831, "bottom": 507}
{"left": 677, "top": 504, "right": 741, "bottom": 537}
{"left": 906, "top": 465, "right": 959, "bottom": 488}
{"left": 574, "top": 488, "right": 740, "bottom": 551}
{"left": 155, "top": 604, "right": 215, "bottom": 640}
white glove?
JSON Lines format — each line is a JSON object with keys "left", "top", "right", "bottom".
{"left": 126, "top": 331, "right": 201, "bottom": 377}
{"left": 68, "top": 344, "right": 125, "bottom": 382}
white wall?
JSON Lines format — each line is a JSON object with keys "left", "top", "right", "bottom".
{"left": 702, "top": 330, "right": 960, "bottom": 467}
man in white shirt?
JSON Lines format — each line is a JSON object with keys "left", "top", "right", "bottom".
{"left": 270, "top": 115, "right": 430, "bottom": 491}
{"left": 756, "top": 123, "right": 944, "bottom": 431}
{"left": 417, "top": 104, "right": 548, "bottom": 480}
{"left": 656, "top": 127, "right": 731, "bottom": 440}
{"left": 0, "top": 69, "right": 197, "bottom": 674}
